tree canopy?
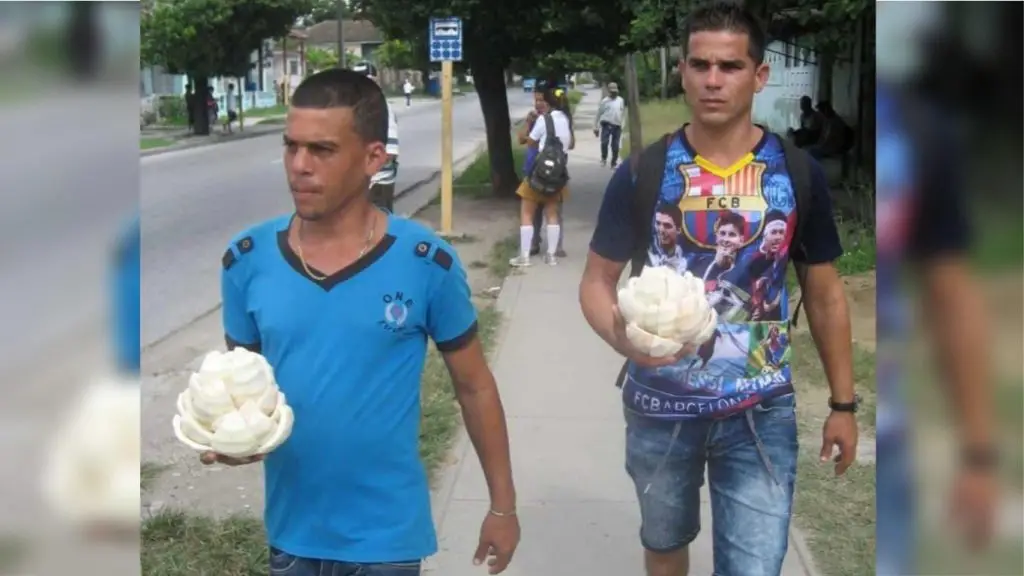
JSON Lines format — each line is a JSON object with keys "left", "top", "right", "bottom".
{"left": 141, "top": 0, "right": 313, "bottom": 78}
{"left": 298, "top": 0, "right": 350, "bottom": 26}
{"left": 374, "top": 40, "right": 417, "bottom": 70}
{"left": 347, "top": 0, "right": 638, "bottom": 195}
{"left": 351, "top": 0, "right": 634, "bottom": 71}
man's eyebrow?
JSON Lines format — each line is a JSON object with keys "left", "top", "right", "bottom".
{"left": 687, "top": 57, "right": 746, "bottom": 67}
{"left": 282, "top": 136, "right": 338, "bottom": 149}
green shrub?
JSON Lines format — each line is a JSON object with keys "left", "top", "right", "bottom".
{"left": 157, "top": 95, "right": 188, "bottom": 124}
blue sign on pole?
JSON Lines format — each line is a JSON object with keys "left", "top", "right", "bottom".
{"left": 428, "top": 17, "right": 463, "bottom": 62}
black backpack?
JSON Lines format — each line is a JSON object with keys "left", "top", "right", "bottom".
{"left": 528, "top": 113, "right": 570, "bottom": 196}
{"left": 614, "top": 131, "right": 814, "bottom": 388}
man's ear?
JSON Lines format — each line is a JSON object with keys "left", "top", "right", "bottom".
{"left": 365, "top": 142, "right": 389, "bottom": 177}
{"left": 754, "top": 62, "right": 770, "bottom": 93}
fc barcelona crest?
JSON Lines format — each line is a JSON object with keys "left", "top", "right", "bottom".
{"left": 676, "top": 161, "right": 768, "bottom": 250}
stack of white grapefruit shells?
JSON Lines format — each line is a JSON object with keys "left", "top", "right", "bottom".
{"left": 172, "top": 348, "right": 294, "bottom": 458}
{"left": 617, "top": 266, "right": 718, "bottom": 358}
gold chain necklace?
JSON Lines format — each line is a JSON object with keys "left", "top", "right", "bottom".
{"left": 295, "top": 215, "right": 377, "bottom": 281}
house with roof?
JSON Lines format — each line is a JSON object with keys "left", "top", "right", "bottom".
{"left": 300, "top": 19, "right": 386, "bottom": 60}
{"left": 140, "top": 20, "right": 389, "bottom": 121}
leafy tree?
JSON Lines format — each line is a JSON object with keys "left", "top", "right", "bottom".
{"left": 511, "top": 50, "right": 607, "bottom": 79}
{"left": 374, "top": 39, "right": 416, "bottom": 70}
{"left": 748, "top": 0, "right": 866, "bottom": 54}
{"left": 141, "top": 0, "right": 313, "bottom": 134}
{"left": 299, "top": 0, "right": 350, "bottom": 26}
{"left": 305, "top": 46, "right": 338, "bottom": 73}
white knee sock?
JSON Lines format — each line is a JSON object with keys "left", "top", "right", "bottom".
{"left": 546, "top": 225, "right": 561, "bottom": 256}
{"left": 519, "top": 225, "right": 533, "bottom": 258}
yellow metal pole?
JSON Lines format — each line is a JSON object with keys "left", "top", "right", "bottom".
{"left": 440, "top": 60, "right": 454, "bottom": 236}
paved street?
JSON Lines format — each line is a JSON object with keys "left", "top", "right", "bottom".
{"left": 141, "top": 89, "right": 535, "bottom": 347}
{"left": 0, "top": 88, "right": 136, "bottom": 376}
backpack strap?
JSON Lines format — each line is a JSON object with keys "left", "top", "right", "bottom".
{"left": 778, "top": 135, "right": 813, "bottom": 328}
{"left": 614, "top": 132, "right": 672, "bottom": 389}
{"left": 543, "top": 112, "right": 558, "bottom": 147}
{"left": 628, "top": 132, "right": 673, "bottom": 277}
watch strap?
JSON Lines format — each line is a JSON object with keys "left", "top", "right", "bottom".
{"left": 828, "top": 394, "right": 860, "bottom": 413}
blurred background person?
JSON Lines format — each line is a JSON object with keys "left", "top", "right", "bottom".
{"left": 876, "top": 1, "right": 1021, "bottom": 574}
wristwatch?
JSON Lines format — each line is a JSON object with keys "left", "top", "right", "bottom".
{"left": 828, "top": 394, "right": 861, "bottom": 413}
{"left": 961, "top": 444, "right": 999, "bottom": 470}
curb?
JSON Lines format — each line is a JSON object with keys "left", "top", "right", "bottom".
{"left": 393, "top": 141, "right": 488, "bottom": 218}
{"left": 140, "top": 124, "right": 284, "bottom": 158}
{"left": 139, "top": 93, "right": 486, "bottom": 159}
{"left": 789, "top": 524, "right": 823, "bottom": 576}
{"left": 426, "top": 236, "right": 523, "bottom": 573}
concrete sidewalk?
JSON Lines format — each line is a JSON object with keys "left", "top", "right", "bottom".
{"left": 425, "top": 94, "right": 815, "bottom": 575}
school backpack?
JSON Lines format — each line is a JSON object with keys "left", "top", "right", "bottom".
{"left": 528, "top": 113, "right": 570, "bottom": 196}
{"left": 614, "top": 131, "right": 814, "bottom": 388}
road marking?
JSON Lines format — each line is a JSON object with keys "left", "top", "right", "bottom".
{"left": 270, "top": 158, "right": 282, "bottom": 164}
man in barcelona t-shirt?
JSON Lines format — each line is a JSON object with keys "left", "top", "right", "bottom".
{"left": 580, "top": 4, "right": 860, "bottom": 575}
{"left": 206, "top": 69, "right": 520, "bottom": 575}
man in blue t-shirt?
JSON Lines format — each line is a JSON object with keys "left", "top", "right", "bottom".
{"left": 111, "top": 215, "right": 140, "bottom": 375}
{"left": 205, "top": 69, "right": 519, "bottom": 575}
{"left": 579, "top": 4, "right": 858, "bottom": 575}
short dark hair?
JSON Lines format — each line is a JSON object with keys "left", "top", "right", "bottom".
{"left": 715, "top": 210, "right": 746, "bottom": 235}
{"left": 764, "top": 209, "right": 787, "bottom": 225}
{"left": 682, "top": 1, "right": 767, "bottom": 65}
{"left": 656, "top": 203, "right": 683, "bottom": 228}
{"left": 291, "top": 68, "right": 388, "bottom": 145}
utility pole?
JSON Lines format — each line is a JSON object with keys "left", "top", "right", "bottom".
{"left": 336, "top": 0, "right": 346, "bottom": 68}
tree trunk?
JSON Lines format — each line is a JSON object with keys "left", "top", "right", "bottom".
{"left": 660, "top": 47, "right": 668, "bottom": 99}
{"left": 472, "top": 61, "right": 517, "bottom": 198}
{"left": 623, "top": 53, "right": 644, "bottom": 167}
{"left": 192, "top": 74, "right": 211, "bottom": 136}
{"left": 258, "top": 44, "right": 265, "bottom": 91}
{"left": 67, "top": 2, "right": 99, "bottom": 80}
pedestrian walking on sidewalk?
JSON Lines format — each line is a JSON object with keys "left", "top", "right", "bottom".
{"left": 222, "top": 82, "right": 239, "bottom": 134}
{"left": 594, "top": 82, "right": 626, "bottom": 168}
{"left": 511, "top": 87, "right": 573, "bottom": 267}
{"left": 580, "top": 3, "right": 859, "bottom": 575}
{"left": 403, "top": 77, "right": 414, "bottom": 107}
{"left": 211, "top": 68, "right": 519, "bottom": 576}
{"left": 184, "top": 83, "right": 196, "bottom": 134}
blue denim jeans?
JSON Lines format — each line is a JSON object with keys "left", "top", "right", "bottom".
{"left": 599, "top": 121, "right": 622, "bottom": 164}
{"left": 624, "top": 393, "right": 799, "bottom": 576}
{"left": 875, "top": 432, "right": 914, "bottom": 575}
{"left": 269, "top": 547, "right": 421, "bottom": 576}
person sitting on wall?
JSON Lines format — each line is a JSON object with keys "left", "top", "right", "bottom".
{"left": 786, "top": 95, "right": 824, "bottom": 147}
{"left": 805, "top": 100, "right": 854, "bottom": 160}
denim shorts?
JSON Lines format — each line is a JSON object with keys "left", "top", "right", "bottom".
{"left": 269, "top": 547, "right": 421, "bottom": 576}
{"left": 624, "top": 393, "right": 799, "bottom": 576}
